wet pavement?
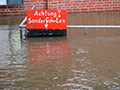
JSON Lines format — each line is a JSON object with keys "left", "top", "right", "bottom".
{"left": 0, "top": 11, "right": 120, "bottom": 90}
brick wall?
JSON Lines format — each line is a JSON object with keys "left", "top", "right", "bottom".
{"left": 0, "top": 0, "right": 120, "bottom": 16}
{"left": 48, "top": 0, "right": 120, "bottom": 12}
{"left": 0, "top": 0, "right": 47, "bottom": 16}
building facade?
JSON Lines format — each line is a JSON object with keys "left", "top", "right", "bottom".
{"left": 0, "top": 0, "right": 120, "bottom": 16}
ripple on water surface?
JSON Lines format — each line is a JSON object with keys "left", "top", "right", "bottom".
{"left": 0, "top": 11, "right": 120, "bottom": 89}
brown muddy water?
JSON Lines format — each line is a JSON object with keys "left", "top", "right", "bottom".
{"left": 0, "top": 11, "right": 120, "bottom": 90}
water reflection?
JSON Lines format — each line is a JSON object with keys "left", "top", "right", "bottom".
{"left": 26, "top": 37, "right": 71, "bottom": 89}
{"left": 67, "top": 11, "right": 120, "bottom": 25}
{"left": 66, "top": 36, "right": 120, "bottom": 90}
{"left": 0, "top": 29, "right": 27, "bottom": 89}
{"left": 27, "top": 37, "right": 70, "bottom": 61}
{"left": 0, "top": 10, "right": 120, "bottom": 90}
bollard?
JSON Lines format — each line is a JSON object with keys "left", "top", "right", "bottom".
{"left": 84, "top": 28, "right": 87, "bottom": 35}
{"left": 20, "top": 27, "right": 23, "bottom": 39}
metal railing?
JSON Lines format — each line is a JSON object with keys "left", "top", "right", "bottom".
{"left": 19, "top": 5, "right": 35, "bottom": 39}
{"left": 20, "top": 24, "right": 120, "bottom": 37}
{"left": 19, "top": 6, "right": 120, "bottom": 39}
{"left": 67, "top": 25, "right": 120, "bottom": 35}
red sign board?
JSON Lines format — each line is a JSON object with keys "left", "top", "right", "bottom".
{"left": 27, "top": 10, "right": 67, "bottom": 30}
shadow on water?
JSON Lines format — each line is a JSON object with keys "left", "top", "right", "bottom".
{"left": 0, "top": 11, "right": 120, "bottom": 90}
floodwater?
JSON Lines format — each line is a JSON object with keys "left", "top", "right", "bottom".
{"left": 0, "top": 11, "right": 120, "bottom": 90}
